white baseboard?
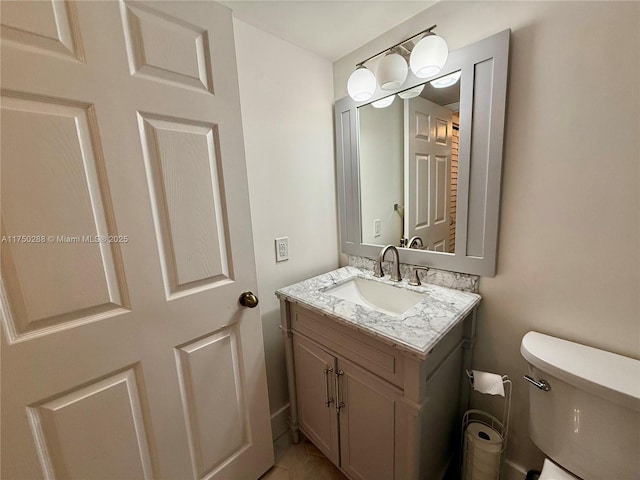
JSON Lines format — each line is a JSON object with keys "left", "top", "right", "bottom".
{"left": 270, "top": 403, "right": 290, "bottom": 441}
{"left": 503, "top": 459, "right": 528, "bottom": 480}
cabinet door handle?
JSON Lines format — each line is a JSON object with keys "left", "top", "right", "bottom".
{"left": 323, "top": 367, "right": 334, "bottom": 407}
{"left": 334, "top": 369, "right": 345, "bottom": 413}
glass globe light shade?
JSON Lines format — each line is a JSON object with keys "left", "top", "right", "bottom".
{"left": 398, "top": 85, "right": 425, "bottom": 99}
{"left": 376, "top": 52, "right": 408, "bottom": 90}
{"left": 410, "top": 34, "right": 449, "bottom": 79}
{"left": 372, "top": 95, "right": 395, "bottom": 109}
{"left": 430, "top": 71, "right": 461, "bottom": 88}
{"left": 347, "top": 66, "right": 377, "bottom": 102}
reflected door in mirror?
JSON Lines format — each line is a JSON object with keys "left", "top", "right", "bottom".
{"left": 405, "top": 97, "right": 453, "bottom": 253}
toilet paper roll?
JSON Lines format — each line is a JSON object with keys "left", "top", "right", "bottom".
{"left": 472, "top": 370, "right": 505, "bottom": 396}
{"left": 465, "top": 422, "right": 502, "bottom": 452}
{"left": 463, "top": 422, "right": 503, "bottom": 480}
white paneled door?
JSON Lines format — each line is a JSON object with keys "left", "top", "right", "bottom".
{"left": 1, "top": 1, "right": 273, "bottom": 479}
{"left": 405, "top": 97, "right": 453, "bottom": 252}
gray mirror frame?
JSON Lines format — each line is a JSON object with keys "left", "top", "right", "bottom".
{"left": 335, "top": 29, "right": 510, "bottom": 277}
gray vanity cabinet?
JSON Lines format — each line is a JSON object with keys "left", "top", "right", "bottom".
{"left": 282, "top": 301, "right": 475, "bottom": 480}
{"left": 293, "top": 332, "right": 400, "bottom": 480}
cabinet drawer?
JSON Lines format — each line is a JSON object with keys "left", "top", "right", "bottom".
{"left": 291, "top": 305, "right": 404, "bottom": 387}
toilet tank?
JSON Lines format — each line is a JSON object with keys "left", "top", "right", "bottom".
{"left": 521, "top": 332, "right": 640, "bottom": 480}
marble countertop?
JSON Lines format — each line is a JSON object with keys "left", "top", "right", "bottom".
{"left": 276, "top": 266, "right": 481, "bottom": 359}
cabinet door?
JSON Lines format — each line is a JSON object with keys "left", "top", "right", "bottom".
{"left": 293, "top": 333, "right": 340, "bottom": 465}
{"left": 338, "top": 357, "right": 400, "bottom": 480}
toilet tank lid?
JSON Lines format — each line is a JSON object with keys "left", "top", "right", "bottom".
{"left": 521, "top": 331, "right": 640, "bottom": 412}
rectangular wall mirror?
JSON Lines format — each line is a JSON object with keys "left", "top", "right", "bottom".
{"left": 335, "top": 30, "right": 510, "bottom": 276}
{"left": 359, "top": 71, "right": 461, "bottom": 253}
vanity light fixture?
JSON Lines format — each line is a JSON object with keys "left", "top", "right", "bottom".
{"left": 398, "top": 85, "right": 425, "bottom": 99}
{"left": 430, "top": 71, "right": 461, "bottom": 88}
{"left": 371, "top": 95, "right": 395, "bottom": 108}
{"left": 347, "top": 66, "right": 377, "bottom": 101}
{"left": 346, "top": 25, "right": 448, "bottom": 102}
{"left": 410, "top": 33, "right": 448, "bottom": 78}
{"left": 376, "top": 50, "right": 408, "bottom": 90}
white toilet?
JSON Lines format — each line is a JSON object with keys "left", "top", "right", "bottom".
{"left": 520, "top": 331, "right": 640, "bottom": 480}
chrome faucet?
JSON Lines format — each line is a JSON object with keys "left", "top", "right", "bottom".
{"left": 373, "top": 245, "right": 402, "bottom": 282}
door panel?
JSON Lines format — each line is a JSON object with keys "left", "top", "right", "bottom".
{"left": 414, "top": 154, "right": 430, "bottom": 234}
{"left": 1, "top": 2, "right": 272, "bottom": 479}
{"left": 138, "top": 113, "right": 231, "bottom": 298}
{"left": 1, "top": 94, "right": 129, "bottom": 341}
{"left": 0, "top": 0, "right": 84, "bottom": 60}
{"left": 175, "top": 328, "right": 249, "bottom": 478}
{"left": 27, "top": 367, "right": 154, "bottom": 480}
{"left": 120, "top": 1, "right": 213, "bottom": 93}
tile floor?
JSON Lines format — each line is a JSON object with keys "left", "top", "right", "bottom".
{"left": 259, "top": 434, "right": 462, "bottom": 480}
{"left": 259, "top": 434, "right": 348, "bottom": 480}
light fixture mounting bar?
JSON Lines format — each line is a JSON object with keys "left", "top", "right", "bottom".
{"left": 355, "top": 25, "right": 437, "bottom": 67}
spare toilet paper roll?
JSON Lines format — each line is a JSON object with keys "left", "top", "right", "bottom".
{"left": 472, "top": 370, "right": 505, "bottom": 396}
{"left": 465, "top": 422, "right": 503, "bottom": 453}
{"left": 463, "top": 422, "right": 503, "bottom": 480}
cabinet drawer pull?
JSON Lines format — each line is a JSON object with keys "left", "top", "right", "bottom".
{"left": 334, "top": 369, "right": 345, "bottom": 413}
{"left": 323, "top": 367, "right": 334, "bottom": 407}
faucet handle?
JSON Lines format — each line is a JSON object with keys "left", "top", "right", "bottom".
{"left": 408, "top": 267, "right": 429, "bottom": 286}
{"left": 373, "top": 261, "right": 383, "bottom": 278}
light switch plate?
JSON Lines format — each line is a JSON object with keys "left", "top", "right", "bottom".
{"left": 373, "top": 219, "right": 381, "bottom": 238}
{"left": 275, "top": 237, "right": 289, "bottom": 262}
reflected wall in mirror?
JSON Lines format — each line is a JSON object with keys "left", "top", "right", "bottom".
{"left": 359, "top": 71, "right": 461, "bottom": 254}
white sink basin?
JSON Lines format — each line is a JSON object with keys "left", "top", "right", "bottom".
{"left": 323, "top": 277, "right": 425, "bottom": 316}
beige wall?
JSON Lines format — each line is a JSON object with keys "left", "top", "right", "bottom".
{"left": 334, "top": 1, "right": 640, "bottom": 473}
{"left": 233, "top": 20, "right": 340, "bottom": 436}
